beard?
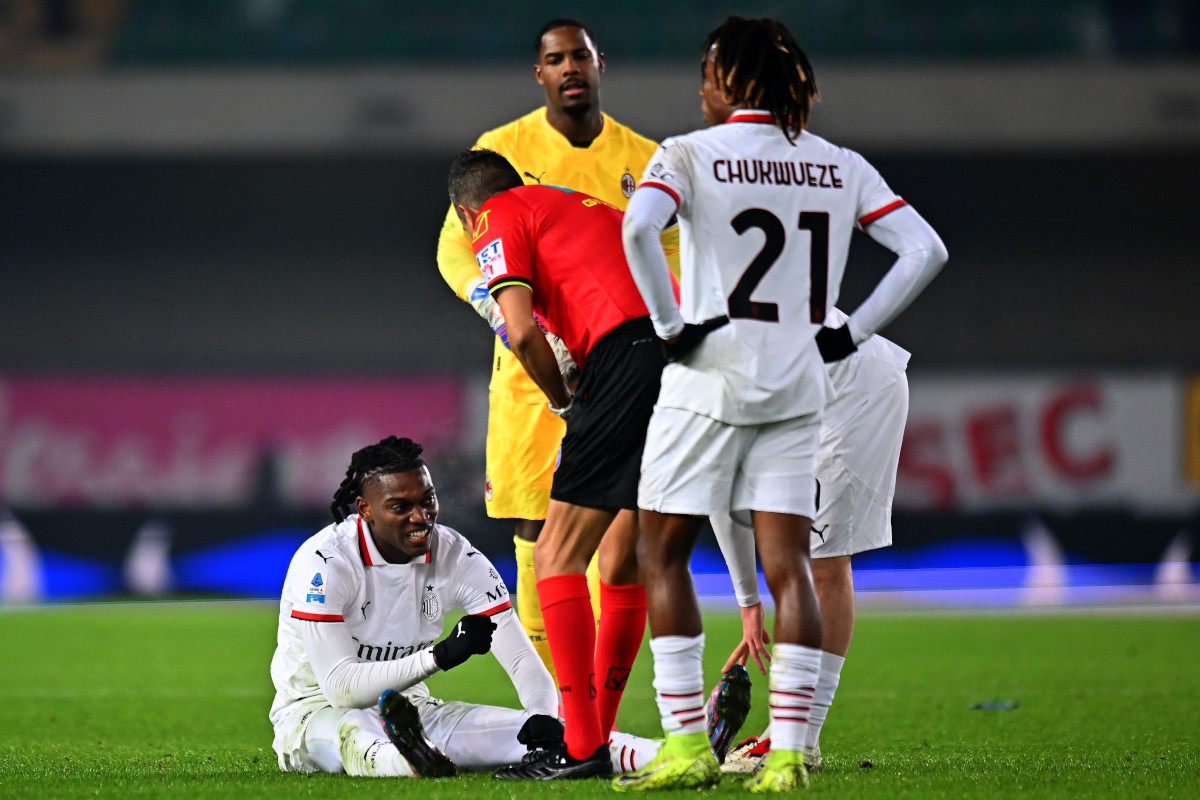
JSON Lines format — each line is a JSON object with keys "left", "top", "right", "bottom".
{"left": 561, "top": 100, "right": 592, "bottom": 119}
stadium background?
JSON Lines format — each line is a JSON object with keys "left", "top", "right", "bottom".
{"left": 1, "top": 0, "right": 1198, "bottom": 606}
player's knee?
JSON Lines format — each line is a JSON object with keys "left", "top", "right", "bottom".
{"left": 514, "top": 518, "right": 544, "bottom": 542}
{"left": 811, "top": 556, "right": 852, "bottom": 593}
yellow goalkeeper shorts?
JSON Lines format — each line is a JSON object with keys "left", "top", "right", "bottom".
{"left": 484, "top": 388, "right": 566, "bottom": 520}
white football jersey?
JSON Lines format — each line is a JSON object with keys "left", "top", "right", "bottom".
{"left": 824, "top": 306, "right": 910, "bottom": 385}
{"left": 639, "top": 110, "right": 907, "bottom": 424}
{"left": 269, "top": 516, "right": 513, "bottom": 730}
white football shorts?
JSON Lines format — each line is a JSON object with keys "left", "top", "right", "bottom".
{"left": 810, "top": 348, "right": 909, "bottom": 558}
{"left": 639, "top": 406, "right": 820, "bottom": 519}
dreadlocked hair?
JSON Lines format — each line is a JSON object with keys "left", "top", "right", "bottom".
{"left": 702, "top": 16, "right": 819, "bottom": 144}
{"left": 330, "top": 436, "right": 426, "bottom": 523}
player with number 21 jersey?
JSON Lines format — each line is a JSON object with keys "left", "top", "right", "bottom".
{"left": 635, "top": 109, "right": 921, "bottom": 425}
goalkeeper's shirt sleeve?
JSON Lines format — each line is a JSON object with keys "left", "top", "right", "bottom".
{"left": 437, "top": 205, "right": 483, "bottom": 303}
{"left": 302, "top": 620, "right": 440, "bottom": 709}
{"left": 660, "top": 223, "right": 681, "bottom": 282}
{"left": 437, "top": 129, "right": 506, "bottom": 303}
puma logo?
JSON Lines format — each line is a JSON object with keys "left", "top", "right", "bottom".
{"left": 315, "top": 550, "right": 333, "bottom": 563}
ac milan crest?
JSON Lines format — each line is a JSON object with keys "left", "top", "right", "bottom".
{"left": 621, "top": 171, "right": 636, "bottom": 198}
{"left": 421, "top": 584, "right": 440, "bottom": 620}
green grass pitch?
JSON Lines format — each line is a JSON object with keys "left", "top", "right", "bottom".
{"left": 1, "top": 601, "right": 1197, "bottom": 798}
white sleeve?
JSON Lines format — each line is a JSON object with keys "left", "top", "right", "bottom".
{"left": 302, "top": 620, "right": 440, "bottom": 709}
{"left": 710, "top": 514, "right": 761, "bottom": 608}
{"left": 845, "top": 204, "right": 948, "bottom": 343}
{"left": 488, "top": 610, "right": 558, "bottom": 717}
{"left": 623, "top": 185, "right": 684, "bottom": 339}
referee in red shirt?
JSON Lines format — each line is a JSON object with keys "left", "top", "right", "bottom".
{"left": 448, "top": 148, "right": 672, "bottom": 780}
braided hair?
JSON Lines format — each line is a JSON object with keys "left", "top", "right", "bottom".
{"left": 330, "top": 436, "right": 426, "bottom": 523}
{"left": 702, "top": 16, "right": 819, "bottom": 143}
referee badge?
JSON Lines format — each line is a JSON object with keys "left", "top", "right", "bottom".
{"left": 484, "top": 475, "right": 493, "bottom": 501}
{"left": 621, "top": 171, "right": 636, "bottom": 198}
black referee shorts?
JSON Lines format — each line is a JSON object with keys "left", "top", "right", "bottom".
{"left": 550, "top": 316, "right": 665, "bottom": 510}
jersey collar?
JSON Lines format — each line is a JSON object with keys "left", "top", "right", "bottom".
{"left": 356, "top": 516, "right": 433, "bottom": 566}
{"left": 539, "top": 108, "right": 612, "bottom": 150}
{"left": 726, "top": 109, "right": 775, "bottom": 125}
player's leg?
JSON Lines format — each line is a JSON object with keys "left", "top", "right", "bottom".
{"left": 640, "top": 509, "right": 708, "bottom": 733}
{"left": 512, "top": 520, "right": 554, "bottom": 681}
{"left": 419, "top": 699, "right": 530, "bottom": 771}
{"left": 595, "top": 507, "right": 647, "bottom": 737}
{"left": 613, "top": 508, "right": 722, "bottom": 792}
{"left": 615, "top": 407, "right": 738, "bottom": 791}
{"left": 804, "top": 555, "right": 852, "bottom": 771}
{"left": 737, "top": 414, "right": 823, "bottom": 792}
{"left": 802, "top": 360, "right": 909, "bottom": 770}
{"left": 299, "top": 704, "right": 440, "bottom": 778}
{"left": 533, "top": 500, "right": 616, "bottom": 766}
{"left": 486, "top": 386, "right": 565, "bottom": 681}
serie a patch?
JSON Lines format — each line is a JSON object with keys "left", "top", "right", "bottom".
{"left": 307, "top": 572, "right": 326, "bottom": 604}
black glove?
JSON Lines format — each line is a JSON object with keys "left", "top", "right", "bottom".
{"left": 662, "top": 315, "right": 730, "bottom": 362}
{"left": 815, "top": 324, "right": 857, "bottom": 363}
{"left": 431, "top": 614, "right": 496, "bottom": 671}
{"left": 516, "top": 714, "right": 565, "bottom": 750}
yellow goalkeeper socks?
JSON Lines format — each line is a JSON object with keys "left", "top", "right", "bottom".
{"left": 514, "top": 536, "right": 555, "bottom": 682}
{"left": 586, "top": 549, "right": 602, "bottom": 626}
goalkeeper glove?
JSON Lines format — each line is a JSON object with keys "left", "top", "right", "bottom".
{"left": 467, "top": 278, "right": 509, "bottom": 349}
{"left": 431, "top": 614, "right": 496, "bottom": 671}
{"left": 662, "top": 315, "right": 729, "bottom": 362}
{"left": 544, "top": 331, "right": 580, "bottom": 385}
{"left": 516, "top": 714, "right": 565, "bottom": 750}
{"left": 814, "top": 325, "right": 857, "bottom": 363}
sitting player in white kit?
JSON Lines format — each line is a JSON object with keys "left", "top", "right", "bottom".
{"left": 268, "top": 435, "right": 659, "bottom": 778}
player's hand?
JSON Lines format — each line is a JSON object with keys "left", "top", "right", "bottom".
{"left": 516, "top": 714, "right": 565, "bottom": 750}
{"left": 468, "top": 278, "right": 511, "bottom": 349}
{"left": 547, "top": 396, "right": 574, "bottom": 421}
{"left": 432, "top": 614, "right": 496, "bottom": 671}
{"left": 723, "top": 602, "right": 771, "bottom": 676}
{"left": 815, "top": 324, "right": 857, "bottom": 363}
{"left": 543, "top": 330, "right": 580, "bottom": 386}
{"left": 662, "top": 315, "right": 729, "bottom": 362}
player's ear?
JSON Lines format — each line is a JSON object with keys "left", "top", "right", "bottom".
{"left": 355, "top": 495, "right": 371, "bottom": 521}
{"left": 534, "top": 64, "right": 545, "bottom": 86}
{"left": 457, "top": 204, "right": 479, "bottom": 235}
{"left": 597, "top": 52, "right": 605, "bottom": 74}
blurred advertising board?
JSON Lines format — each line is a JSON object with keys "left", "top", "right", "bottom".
{"left": 897, "top": 374, "right": 1196, "bottom": 513}
{"left": 1186, "top": 377, "right": 1200, "bottom": 487}
{"left": 0, "top": 375, "right": 463, "bottom": 510}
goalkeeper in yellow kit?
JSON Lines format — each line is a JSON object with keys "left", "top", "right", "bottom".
{"left": 436, "top": 18, "right": 678, "bottom": 681}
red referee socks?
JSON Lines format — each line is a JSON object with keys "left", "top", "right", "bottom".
{"left": 538, "top": 573, "right": 602, "bottom": 760}
{"left": 595, "top": 581, "right": 647, "bottom": 737}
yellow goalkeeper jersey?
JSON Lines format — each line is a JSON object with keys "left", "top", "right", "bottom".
{"left": 437, "top": 107, "right": 680, "bottom": 403}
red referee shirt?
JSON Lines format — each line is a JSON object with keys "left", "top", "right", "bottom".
{"left": 472, "top": 185, "right": 666, "bottom": 370}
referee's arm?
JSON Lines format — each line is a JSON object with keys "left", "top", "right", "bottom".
{"left": 492, "top": 284, "right": 571, "bottom": 410}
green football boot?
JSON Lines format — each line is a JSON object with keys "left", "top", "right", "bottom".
{"left": 612, "top": 731, "right": 720, "bottom": 791}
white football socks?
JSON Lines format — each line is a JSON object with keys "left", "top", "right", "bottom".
{"left": 650, "top": 634, "right": 706, "bottom": 735}
{"left": 767, "top": 642, "right": 822, "bottom": 752}
{"left": 804, "top": 651, "right": 845, "bottom": 753}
